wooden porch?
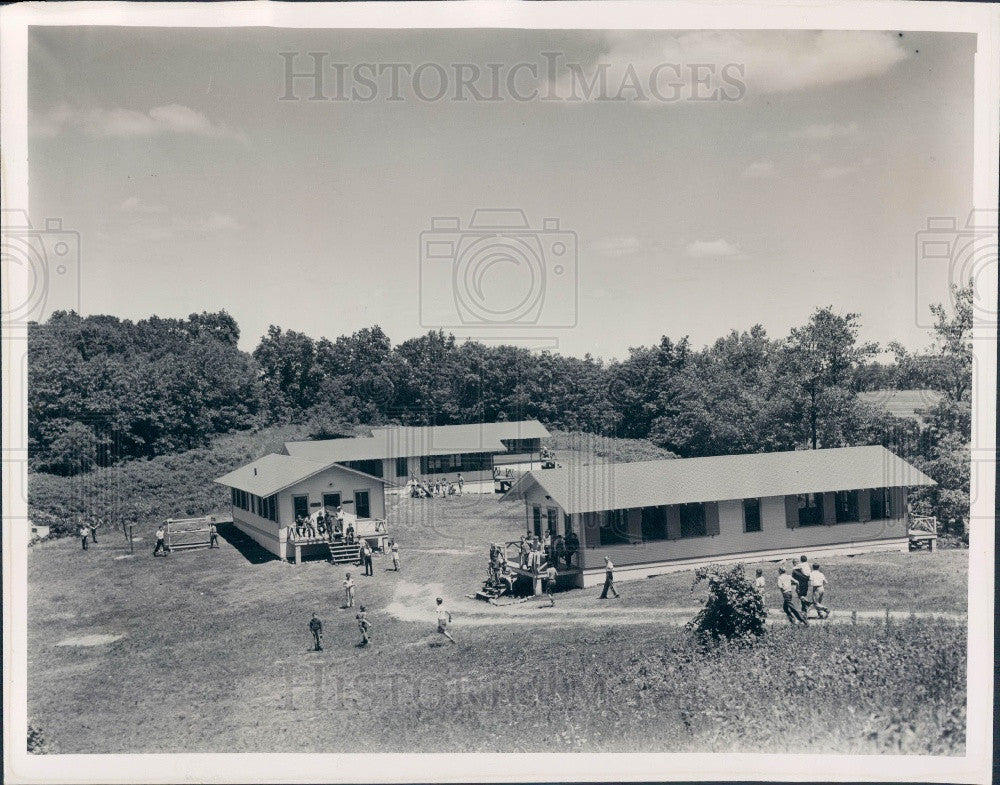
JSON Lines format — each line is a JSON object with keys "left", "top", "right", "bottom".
{"left": 287, "top": 518, "right": 388, "bottom": 565}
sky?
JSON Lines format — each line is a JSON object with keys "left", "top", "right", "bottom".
{"left": 28, "top": 27, "right": 975, "bottom": 360}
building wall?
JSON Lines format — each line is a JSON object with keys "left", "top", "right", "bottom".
{"left": 231, "top": 507, "right": 285, "bottom": 559}
{"left": 281, "top": 465, "right": 387, "bottom": 525}
{"left": 519, "top": 484, "right": 910, "bottom": 579}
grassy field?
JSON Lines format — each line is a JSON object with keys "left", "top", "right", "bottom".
{"left": 27, "top": 494, "right": 967, "bottom": 754}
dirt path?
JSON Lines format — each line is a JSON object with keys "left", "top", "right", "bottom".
{"left": 386, "top": 582, "right": 966, "bottom": 628}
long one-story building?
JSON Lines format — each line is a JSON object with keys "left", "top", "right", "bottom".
{"left": 214, "top": 454, "right": 390, "bottom": 562}
{"left": 502, "top": 445, "right": 935, "bottom": 587}
{"left": 283, "top": 420, "right": 551, "bottom": 493}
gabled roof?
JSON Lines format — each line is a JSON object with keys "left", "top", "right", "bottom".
{"left": 214, "top": 453, "right": 389, "bottom": 497}
{"left": 283, "top": 420, "right": 549, "bottom": 462}
{"left": 502, "top": 446, "right": 936, "bottom": 515}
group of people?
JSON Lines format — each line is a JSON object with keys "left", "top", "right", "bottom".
{"left": 290, "top": 508, "right": 349, "bottom": 542}
{"left": 758, "top": 554, "right": 830, "bottom": 625}
{"left": 515, "top": 530, "right": 579, "bottom": 571}
{"left": 406, "top": 474, "right": 464, "bottom": 498}
{"left": 309, "top": 590, "right": 454, "bottom": 651}
{"left": 77, "top": 519, "right": 102, "bottom": 550}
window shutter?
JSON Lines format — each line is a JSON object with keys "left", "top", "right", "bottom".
{"left": 705, "top": 502, "right": 720, "bottom": 536}
{"left": 823, "top": 492, "right": 836, "bottom": 525}
{"left": 666, "top": 505, "right": 682, "bottom": 540}
{"left": 858, "top": 489, "right": 872, "bottom": 522}
{"left": 785, "top": 495, "right": 799, "bottom": 528}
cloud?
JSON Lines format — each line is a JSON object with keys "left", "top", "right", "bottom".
{"left": 32, "top": 102, "right": 249, "bottom": 145}
{"left": 742, "top": 160, "right": 776, "bottom": 178}
{"left": 792, "top": 122, "right": 861, "bottom": 140}
{"left": 119, "top": 196, "right": 166, "bottom": 214}
{"left": 548, "top": 30, "right": 908, "bottom": 102}
{"left": 819, "top": 165, "right": 857, "bottom": 180}
{"left": 592, "top": 236, "right": 645, "bottom": 258}
{"left": 684, "top": 239, "right": 742, "bottom": 259}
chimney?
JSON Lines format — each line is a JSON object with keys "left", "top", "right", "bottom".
{"left": 253, "top": 468, "right": 258, "bottom": 476}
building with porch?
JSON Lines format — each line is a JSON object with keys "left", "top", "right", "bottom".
{"left": 283, "top": 420, "right": 550, "bottom": 493}
{"left": 214, "top": 453, "right": 390, "bottom": 562}
{"left": 502, "top": 445, "right": 935, "bottom": 588}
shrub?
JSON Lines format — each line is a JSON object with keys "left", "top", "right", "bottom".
{"left": 686, "top": 562, "right": 766, "bottom": 642}
{"left": 28, "top": 722, "right": 53, "bottom": 754}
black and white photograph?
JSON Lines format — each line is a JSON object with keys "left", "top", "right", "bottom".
{"left": 1, "top": 2, "right": 997, "bottom": 783}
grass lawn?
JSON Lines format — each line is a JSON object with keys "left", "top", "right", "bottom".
{"left": 27, "top": 494, "right": 968, "bottom": 754}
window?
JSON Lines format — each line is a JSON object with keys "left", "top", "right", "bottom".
{"left": 343, "top": 459, "right": 383, "bottom": 478}
{"left": 354, "top": 489, "right": 371, "bottom": 519}
{"left": 599, "top": 510, "right": 630, "bottom": 546}
{"left": 797, "top": 493, "right": 824, "bottom": 526}
{"left": 743, "top": 498, "right": 762, "bottom": 532}
{"left": 395, "top": 457, "right": 408, "bottom": 478}
{"left": 870, "top": 488, "right": 891, "bottom": 520}
{"left": 292, "top": 495, "right": 309, "bottom": 520}
{"left": 265, "top": 494, "right": 278, "bottom": 522}
{"left": 547, "top": 508, "right": 558, "bottom": 535}
{"left": 835, "top": 490, "right": 860, "bottom": 523}
{"left": 421, "top": 453, "right": 492, "bottom": 474}
{"left": 322, "top": 492, "right": 341, "bottom": 511}
{"left": 641, "top": 506, "right": 668, "bottom": 541}
{"left": 532, "top": 506, "right": 542, "bottom": 537}
{"left": 231, "top": 488, "right": 238, "bottom": 507}
{"left": 679, "top": 503, "right": 707, "bottom": 538}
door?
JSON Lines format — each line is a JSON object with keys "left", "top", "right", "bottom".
{"left": 292, "top": 495, "right": 309, "bottom": 519}
{"left": 354, "top": 490, "right": 371, "bottom": 519}
{"left": 322, "top": 492, "right": 341, "bottom": 511}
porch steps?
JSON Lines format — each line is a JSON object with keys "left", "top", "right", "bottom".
{"left": 326, "top": 541, "right": 361, "bottom": 564}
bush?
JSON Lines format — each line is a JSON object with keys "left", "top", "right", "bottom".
{"left": 686, "top": 562, "right": 766, "bottom": 642}
{"left": 28, "top": 722, "right": 53, "bottom": 754}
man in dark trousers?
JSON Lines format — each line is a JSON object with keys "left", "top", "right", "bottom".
{"left": 309, "top": 612, "right": 323, "bottom": 651}
{"left": 79, "top": 523, "right": 90, "bottom": 550}
{"left": 153, "top": 525, "right": 167, "bottom": 556}
{"left": 599, "top": 556, "right": 619, "bottom": 599}
{"left": 90, "top": 518, "right": 100, "bottom": 545}
{"left": 791, "top": 555, "right": 813, "bottom": 618}
{"left": 209, "top": 521, "right": 219, "bottom": 549}
{"left": 362, "top": 540, "right": 374, "bottom": 576}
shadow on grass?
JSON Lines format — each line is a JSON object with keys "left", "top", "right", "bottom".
{"left": 216, "top": 523, "right": 280, "bottom": 565}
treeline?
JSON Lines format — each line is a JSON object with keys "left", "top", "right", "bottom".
{"left": 28, "top": 286, "right": 973, "bottom": 526}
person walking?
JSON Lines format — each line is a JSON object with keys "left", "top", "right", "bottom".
{"left": 390, "top": 540, "right": 400, "bottom": 571}
{"left": 777, "top": 566, "right": 807, "bottom": 625}
{"left": 209, "top": 521, "right": 219, "bottom": 549}
{"left": 343, "top": 572, "right": 356, "bottom": 608}
{"left": 599, "top": 557, "right": 619, "bottom": 599}
{"left": 809, "top": 563, "right": 830, "bottom": 619}
{"left": 356, "top": 605, "right": 372, "bottom": 647}
{"left": 435, "top": 597, "right": 455, "bottom": 644}
{"left": 792, "top": 555, "right": 813, "bottom": 618}
{"left": 153, "top": 525, "right": 167, "bottom": 557}
{"left": 79, "top": 523, "right": 90, "bottom": 550}
{"left": 308, "top": 612, "right": 323, "bottom": 651}
{"left": 544, "top": 563, "right": 558, "bottom": 607}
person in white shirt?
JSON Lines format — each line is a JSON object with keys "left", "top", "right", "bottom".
{"left": 343, "top": 572, "right": 355, "bottom": 608}
{"left": 777, "top": 566, "right": 807, "bottom": 625}
{"left": 435, "top": 597, "right": 455, "bottom": 643}
{"left": 390, "top": 540, "right": 400, "bottom": 571}
{"left": 754, "top": 568, "right": 766, "bottom": 599}
{"left": 599, "top": 557, "right": 620, "bottom": 599}
{"left": 791, "top": 555, "right": 813, "bottom": 617}
{"left": 809, "top": 563, "right": 830, "bottom": 619}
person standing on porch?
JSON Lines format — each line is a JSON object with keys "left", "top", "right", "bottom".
{"left": 565, "top": 530, "right": 579, "bottom": 568}
{"left": 599, "top": 557, "right": 619, "bottom": 599}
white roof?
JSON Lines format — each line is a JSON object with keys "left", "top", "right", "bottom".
{"left": 503, "top": 446, "right": 935, "bottom": 515}
{"left": 214, "top": 453, "right": 389, "bottom": 496}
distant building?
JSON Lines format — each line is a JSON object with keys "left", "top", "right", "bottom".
{"left": 215, "top": 454, "right": 390, "bottom": 561}
{"left": 283, "top": 420, "right": 551, "bottom": 493}
{"left": 503, "top": 445, "right": 935, "bottom": 587}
